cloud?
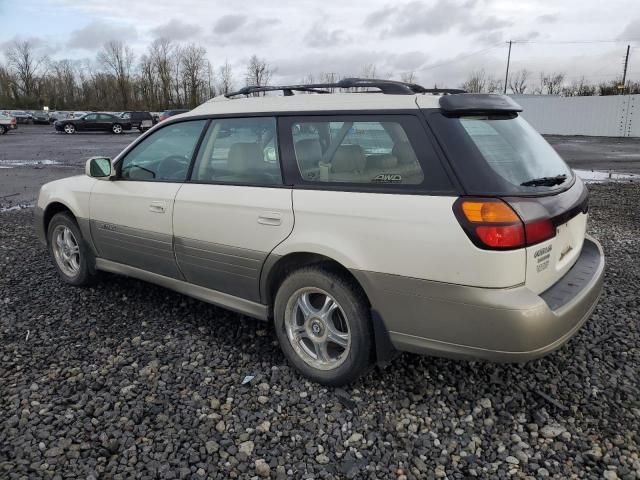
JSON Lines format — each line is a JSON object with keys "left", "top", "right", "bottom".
{"left": 150, "top": 19, "right": 201, "bottom": 40}
{"left": 365, "top": 0, "right": 511, "bottom": 38}
{"left": 211, "top": 17, "right": 281, "bottom": 46}
{"left": 304, "top": 22, "right": 348, "bottom": 47}
{"left": 619, "top": 18, "right": 640, "bottom": 41}
{"left": 1, "top": 35, "right": 62, "bottom": 57}
{"left": 213, "top": 14, "right": 247, "bottom": 34}
{"left": 67, "top": 21, "right": 136, "bottom": 50}
{"left": 537, "top": 14, "right": 558, "bottom": 24}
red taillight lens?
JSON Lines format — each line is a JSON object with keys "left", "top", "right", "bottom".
{"left": 454, "top": 198, "right": 555, "bottom": 250}
{"left": 525, "top": 218, "right": 555, "bottom": 245}
{"left": 476, "top": 224, "right": 525, "bottom": 248}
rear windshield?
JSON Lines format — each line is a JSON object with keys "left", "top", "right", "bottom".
{"left": 429, "top": 113, "right": 573, "bottom": 195}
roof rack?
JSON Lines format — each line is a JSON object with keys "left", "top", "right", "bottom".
{"left": 225, "top": 78, "right": 466, "bottom": 98}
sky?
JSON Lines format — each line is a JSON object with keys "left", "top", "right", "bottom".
{"left": 1, "top": 0, "right": 639, "bottom": 89}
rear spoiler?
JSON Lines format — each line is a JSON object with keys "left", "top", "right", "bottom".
{"left": 439, "top": 94, "right": 522, "bottom": 115}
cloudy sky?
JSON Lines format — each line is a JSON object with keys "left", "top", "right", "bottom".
{"left": 1, "top": 0, "right": 639, "bottom": 89}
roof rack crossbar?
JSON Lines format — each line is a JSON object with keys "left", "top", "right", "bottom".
{"left": 225, "top": 78, "right": 466, "bottom": 98}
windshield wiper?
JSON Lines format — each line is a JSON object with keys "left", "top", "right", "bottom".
{"left": 521, "top": 174, "right": 567, "bottom": 187}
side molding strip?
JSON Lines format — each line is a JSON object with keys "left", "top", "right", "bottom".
{"left": 95, "top": 258, "right": 269, "bottom": 321}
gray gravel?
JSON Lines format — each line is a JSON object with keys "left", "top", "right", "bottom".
{"left": 1, "top": 183, "right": 639, "bottom": 479}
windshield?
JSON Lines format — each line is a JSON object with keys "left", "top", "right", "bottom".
{"left": 430, "top": 113, "right": 573, "bottom": 195}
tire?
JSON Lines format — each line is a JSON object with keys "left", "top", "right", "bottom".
{"left": 274, "top": 267, "right": 373, "bottom": 386}
{"left": 63, "top": 123, "right": 75, "bottom": 134}
{"left": 112, "top": 123, "right": 123, "bottom": 134}
{"left": 0, "top": 125, "right": 6, "bottom": 135}
{"left": 47, "top": 212, "right": 98, "bottom": 286}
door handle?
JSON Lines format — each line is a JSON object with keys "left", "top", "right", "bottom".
{"left": 149, "top": 201, "right": 166, "bottom": 213}
{"left": 258, "top": 212, "right": 282, "bottom": 226}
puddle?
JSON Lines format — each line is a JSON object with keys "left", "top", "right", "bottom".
{"left": 575, "top": 169, "right": 637, "bottom": 183}
{"left": 0, "top": 159, "right": 61, "bottom": 168}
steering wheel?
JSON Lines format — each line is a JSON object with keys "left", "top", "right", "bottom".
{"left": 157, "top": 155, "right": 189, "bottom": 180}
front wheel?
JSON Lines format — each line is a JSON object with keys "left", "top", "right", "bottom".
{"left": 47, "top": 212, "right": 98, "bottom": 286}
{"left": 112, "top": 123, "right": 123, "bottom": 134}
{"left": 63, "top": 123, "right": 75, "bottom": 134}
{"left": 0, "top": 125, "right": 6, "bottom": 135}
{"left": 274, "top": 267, "right": 373, "bottom": 386}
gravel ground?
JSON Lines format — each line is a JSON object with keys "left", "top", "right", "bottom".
{"left": 1, "top": 183, "right": 639, "bottom": 480}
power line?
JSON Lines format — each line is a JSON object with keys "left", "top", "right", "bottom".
{"left": 512, "top": 39, "right": 638, "bottom": 45}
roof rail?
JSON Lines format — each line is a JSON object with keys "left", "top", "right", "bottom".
{"left": 225, "top": 78, "right": 466, "bottom": 98}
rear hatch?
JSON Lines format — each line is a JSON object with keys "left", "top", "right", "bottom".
{"left": 423, "top": 95, "right": 588, "bottom": 294}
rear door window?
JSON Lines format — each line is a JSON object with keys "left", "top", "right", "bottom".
{"left": 282, "top": 115, "right": 452, "bottom": 191}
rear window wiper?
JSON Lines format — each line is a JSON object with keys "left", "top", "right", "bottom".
{"left": 521, "top": 174, "right": 567, "bottom": 187}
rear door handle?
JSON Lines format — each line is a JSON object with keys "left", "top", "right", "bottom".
{"left": 258, "top": 212, "right": 282, "bottom": 226}
{"left": 149, "top": 201, "right": 166, "bottom": 213}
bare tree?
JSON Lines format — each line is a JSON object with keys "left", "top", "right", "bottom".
{"left": 181, "top": 43, "right": 207, "bottom": 108}
{"left": 5, "top": 40, "right": 44, "bottom": 99}
{"left": 539, "top": 71, "right": 565, "bottom": 95}
{"left": 400, "top": 71, "right": 417, "bottom": 84}
{"left": 150, "top": 38, "right": 176, "bottom": 107}
{"left": 97, "top": 40, "right": 134, "bottom": 109}
{"left": 217, "top": 60, "right": 234, "bottom": 96}
{"left": 462, "top": 70, "right": 487, "bottom": 93}
{"left": 508, "top": 69, "right": 528, "bottom": 94}
{"left": 245, "top": 55, "right": 273, "bottom": 94}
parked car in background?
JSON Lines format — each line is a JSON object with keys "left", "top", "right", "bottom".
{"left": 54, "top": 113, "right": 132, "bottom": 134}
{"left": 120, "top": 111, "right": 154, "bottom": 131}
{"left": 49, "top": 111, "right": 70, "bottom": 123}
{"left": 10, "top": 110, "right": 33, "bottom": 124}
{"left": 35, "top": 78, "right": 604, "bottom": 385}
{"left": 32, "top": 111, "right": 50, "bottom": 125}
{"left": 159, "top": 109, "right": 189, "bottom": 122}
{"left": 71, "top": 111, "right": 90, "bottom": 119}
{"left": 0, "top": 112, "right": 18, "bottom": 134}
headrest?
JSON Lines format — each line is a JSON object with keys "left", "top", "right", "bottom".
{"left": 331, "top": 145, "right": 366, "bottom": 173}
{"left": 294, "top": 138, "right": 323, "bottom": 170}
{"left": 228, "top": 143, "right": 263, "bottom": 173}
{"left": 392, "top": 142, "right": 419, "bottom": 165}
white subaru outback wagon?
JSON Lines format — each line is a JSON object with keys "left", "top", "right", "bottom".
{"left": 35, "top": 78, "right": 605, "bottom": 386}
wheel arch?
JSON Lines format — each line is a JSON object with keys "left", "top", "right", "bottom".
{"left": 42, "top": 201, "right": 76, "bottom": 241}
{"left": 260, "top": 251, "right": 397, "bottom": 364}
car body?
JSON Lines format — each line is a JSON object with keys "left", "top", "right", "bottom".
{"left": 0, "top": 112, "right": 18, "bottom": 134}
{"left": 35, "top": 79, "right": 605, "bottom": 385}
{"left": 159, "top": 109, "right": 189, "bottom": 122}
{"left": 120, "top": 111, "right": 154, "bottom": 131}
{"left": 10, "top": 110, "right": 33, "bottom": 124}
{"left": 54, "top": 113, "right": 132, "bottom": 134}
{"left": 31, "top": 110, "right": 50, "bottom": 125}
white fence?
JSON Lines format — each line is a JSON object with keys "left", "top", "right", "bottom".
{"left": 512, "top": 94, "right": 639, "bottom": 137}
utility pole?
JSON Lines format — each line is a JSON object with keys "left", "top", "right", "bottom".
{"left": 621, "top": 45, "right": 630, "bottom": 95}
{"left": 503, "top": 40, "right": 512, "bottom": 94}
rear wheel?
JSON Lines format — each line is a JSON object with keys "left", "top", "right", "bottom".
{"left": 274, "top": 267, "right": 373, "bottom": 386}
{"left": 112, "top": 123, "right": 123, "bottom": 134}
{"left": 0, "top": 125, "right": 6, "bottom": 135}
{"left": 47, "top": 212, "right": 97, "bottom": 286}
{"left": 63, "top": 123, "right": 75, "bottom": 134}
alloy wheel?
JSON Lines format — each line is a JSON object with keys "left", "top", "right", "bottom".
{"left": 52, "top": 225, "right": 81, "bottom": 277}
{"left": 284, "top": 287, "right": 351, "bottom": 370}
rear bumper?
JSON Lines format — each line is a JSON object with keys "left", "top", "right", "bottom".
{"left": 352, "top": 235, "right": 605, "bottom": 362}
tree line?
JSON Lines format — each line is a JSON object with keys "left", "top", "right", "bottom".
{"left": 1, "top": 38, "right": 638, "bottom": 112}
{"left": 461, "top": 68, "right": 640, "bottom": 96}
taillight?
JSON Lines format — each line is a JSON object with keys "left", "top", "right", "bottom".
{"left": 11, "top": 117, "right": 16, "bottom": 124}
{"left": 453, "top": 198, "right": 555, "bottom": 250}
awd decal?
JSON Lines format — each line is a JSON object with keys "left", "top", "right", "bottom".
{"left": 101, "top": 223, "right": 117, "bottom": 231}
{"left": 372, "top": 173, "right": 402, "bottom": 183}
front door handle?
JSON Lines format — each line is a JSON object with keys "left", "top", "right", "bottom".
{"left": 149, "top": 201, "right": 166, "bottom": 213}
{"left": 258, "top": 212, "right": 282, "bottom": 226}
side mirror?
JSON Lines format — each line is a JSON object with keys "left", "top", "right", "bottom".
{"left": 86, "top": 157, "right": 113, "bottom": 179}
